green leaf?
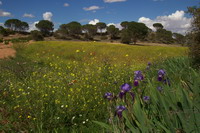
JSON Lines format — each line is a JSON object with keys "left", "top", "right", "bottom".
{"left": 93, "top": 120, "right": 112, "bottom": 131}
{"left": 123, "top": 112, "right": 140, "bottom": 133}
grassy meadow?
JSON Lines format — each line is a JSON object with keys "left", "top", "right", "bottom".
{"left": 1, "top": 41, "right": 199, "bottom": 132}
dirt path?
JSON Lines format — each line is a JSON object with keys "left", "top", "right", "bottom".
{"left": 0, "top": 43, "right": 16, "bottom": 59}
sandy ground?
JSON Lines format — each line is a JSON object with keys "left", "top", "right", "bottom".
{"left": 0, "top": 43, "right": 16, "bottom": 59}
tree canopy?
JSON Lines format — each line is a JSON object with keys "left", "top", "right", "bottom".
{"left": 35, "top": 20, "right": 54, "bottom": 36}
{"left": 173, "top": 33, "right": 185, "bottom": 45}
{"left": 121, "top": 21, "right": 129, "bottom": 29}
{"left": 96, "top": 22, "right": 107, "bottom": 35}
{"left": 4, "top": 19, "right": 29, "bottom": 32}
{"left": 82, "top": 24, "right": 97, "bottom": 40}
{"left": 65, "top": 21, "right": 82, "bottom": 36}
{"left": 107, "top": 25, "right": 119, "bottom": 40}
{"left": 155, "top": 29, "right": 173, "bottom": 44}
{"left": 153, "top": 23, "right": 164, "bottom": 31}
{"left": 121, "top": 21, "right": 149, "bottom": 44}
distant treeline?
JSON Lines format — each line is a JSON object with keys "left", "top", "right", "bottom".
{"left": 0, "top": 18, "right": 194, "bottom": 45}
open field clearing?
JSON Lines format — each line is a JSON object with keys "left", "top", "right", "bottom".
{"left": 1, "top": 41, "right": 199, "bottom": 132}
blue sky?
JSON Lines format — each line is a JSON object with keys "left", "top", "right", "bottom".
{"left": 0, "top": 0, "right": 199, "bottom": 33}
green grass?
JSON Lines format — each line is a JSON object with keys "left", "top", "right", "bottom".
{"left": 0, "top": 41, "right": 187, "bottom": 132}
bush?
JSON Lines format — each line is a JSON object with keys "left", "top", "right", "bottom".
{"left": 30, "top": 30, "right": 44, "bottom": 41}
{"left": 4, "top": 40, "right": 9, "bottom": 45}
{"left": 10, "top": 37, "right": 31, "bottom": 43}
{"left": 189, "top": 34, "right": 200, "bottom": 67}
{"left": 100, "top": 36, "right": 108, "bottom": 40}
{"left": 0, "top": 26, "right": 9, "bottom": 36}
{"left": 0, "top": 38, "right": 3, "bottom": 43}
{"left": 187, "top": 5, "right": 200, "bottom": 67}
{"left": 121, "top": 30, "right": 131, "bottom": 44}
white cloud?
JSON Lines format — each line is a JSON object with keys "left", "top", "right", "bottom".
{"left": 104, "top": 0, "right": 126, "bottom": 3}
{"left": 89, "top": 19, "right": 100, "bottom": 25}
{"left": 29, "top": 21, "right": 39, "bottom": 31}
{"left": 83, "top": 6, "right": 101, "bottom": 11}
{"left": 43, "top": 12, "right": 53, "bottom": 21}
{"left": 107, "top": 23, "right": 122, "bottom": 30}
{"left": 23, "top": 13, "right": 35, "bottom": 18}
{"left": 0, "top": 1, "right": 2, "bottom": 5}
{"left": 64, "top": 3, "right": 69, "bottom": 7}
{"left": 138, "top": 10, "right": 191, "bottom": 34}
{"left": 0, "top": 22, "right": 3, "bottom": 26}
{"left": 0, "top": 10, "right": 12, "bottom": 17}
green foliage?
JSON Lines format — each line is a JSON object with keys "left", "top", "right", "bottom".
{"left": 173, "top": 33, "right": 186, "bottom": 45}
{"left": 153, "top": 23, "right": 164, "bottom": 31}
{"left": 30, "top": 30, "right": 44, "bottom": 41}
{"left": 0, "top": 41, "right": 187, "bottom": 132}
{"left": 35, "top": 20, "right": 54, "bottom": 37}
{"left": 121, "top": 29, "right": 131, "bottom": 44}
{"left": 0, "top": 37, "right": 3, "bottom": 43}
{"left": 187, "top": 4, "right": 200, "bottom": 67}
{"left": 4, "top": 40, "right": 9, "bottom": 45}
{"left": 97, "top": 57, "right": 200, "bottom": 133}
{"left": 57, "top": 24, "right": 69, "bottom": 36}
{"left": 0, "top": 26, "right": 8, "bottom": 36}
{"left": 65, "top": 22, "right": 81, "bottom": 36}
{"left": 6, "top": 37, "right": 31, "bottom": 44}
{"left": 82, "top": 24, "right": 97, "bottom": 40}
{"left": 147, "top": 32, "right": 156, "bottom": 42}
{"left": 155, "top": 29, "right": 174, "bottom": 44}
{"left": 106, "top": 25, "right": 119, "bottom": 40}
{"left": 56, "top": 22, "right": 82, "bottom": 39}
{"left": 96, "top": 22, "right": 107, "bottom": 35}
{"left": 120, "top": 21, "right": 129, "bottom": 29}
{"left": 4, "top": 19, "right": 29, "bottom": 32}
{"left": 120, "top": 21, "right": 149, "bottom": 44}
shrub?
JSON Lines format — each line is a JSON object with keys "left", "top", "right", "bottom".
{"left": 10, "top": 37, "right": 31, "bottom": 43}
{"left": 30, "top": 30, "right": 44, "bottom": 41}
{"left": 4, "top": 40, "right": 9, "bottom": 45}
{"left": 121, "top": 30, "right": 131, "bottom": 44}
{"left": 188, "top": 5, "right": 200, "bottom": 67}
{"left": 189, "top": 40, "right": 200, "bottom": 67}
{"left": 100, "top": 36, "right": 108, "bottom": 40}
{"left": 0, "top": 38, "right": 3, "bottom": 43}
{"left": 0, "top": 26, "right": 9, "bottom": 36}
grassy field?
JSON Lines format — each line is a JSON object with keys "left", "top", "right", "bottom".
{"left": 0, "top": 41, "right": 190, "bottom": 132}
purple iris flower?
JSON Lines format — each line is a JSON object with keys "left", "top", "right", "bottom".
{"left": 158, "top": 69, "right": 166, "bottom": 81}
{"left": 104, "top": 92, "right": 113, "bottom": 100}
{"left": 148, "top": 62, "right": 151, "bottom": 66}
{"left": 134, "top": 71, "right": 144, "bottom": 80}
{"left": 119, "top": 83, "right": 135, "bottom": 101}
{"left": 146, "top": 62, "right": 151, "bottom": 70}
{"left": 121, "top": 83, "right": 132, "bottom": 92}
{"left": 134, "top": 71, "right": 144, "bottom": 86}
{"left": 143, "top": 96, "right": 150, "bottom": 102}
{"left": 158, "top": 69, "right": 166, "bottom": 75}
{"left": 133, "top": 80, "right": 139, "bottom": 86}
{"left": 116, "top": 105, "right": 126, "bottom": 118}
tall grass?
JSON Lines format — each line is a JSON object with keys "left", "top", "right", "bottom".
{"left": 97, "top": 57, "right": 200, "bottom": 133}
{"left": 0, "top": 41, "right": 188, "bottom": 132}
